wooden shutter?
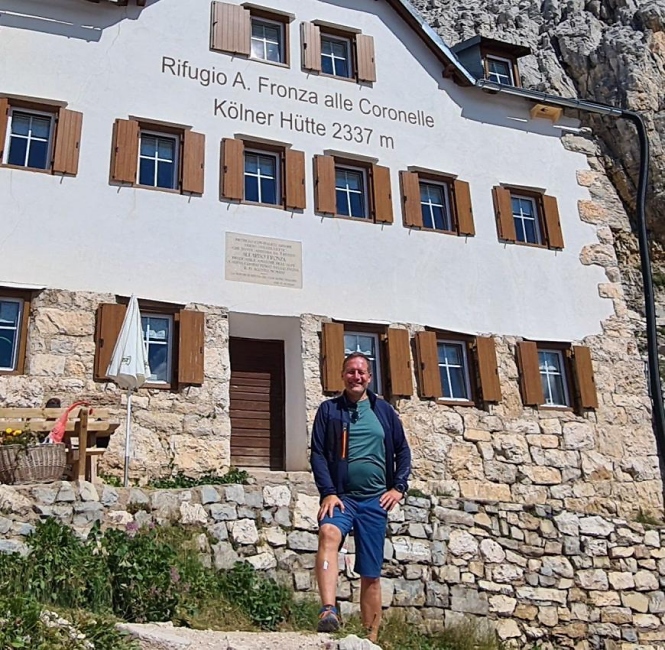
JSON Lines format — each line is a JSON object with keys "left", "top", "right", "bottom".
{"left": 517, "top": 341, "right": 544, "bottom": 406}
{"left": 211, "top": 2, "right": 251, "bottom": 55}
{"left": 182, "top": 130, "right": 205, "bottom": 195}
{"left": 572, "top": 345, "right": 598, "bottom": 409}
{"left": 301, "top": 22, "right": 322, "bottom": 72}
{"left": 387, "top": 329, "right": 413, "bottom": 396}
{"left": 178, "top": 310, "right": 205, "bottom": 385}
{"left": 542, "top": 194, "right": 565, "bottom": 250}
{"left": 0, "top": 98, "right": 9, "bottom": 162}
{"left": 94, "top": 303, "right": 126, "bottom": 380}
{"left": 492, "top": 186, "right": 516, "bottom": 243}
{"left": 372, "top": 165, "right": 393, "bottom": 224}
{"left": 110, "top": 119, "right": 139, "bottom": 184}
{"left": 475, "top": 336, "right": 501, "bottom": 403}
{"left": 285, "top": 148, "right": 306, "bottom": 210}
{"left": 356, "top": 34, "right": 377, "bottom": 83}
{"left": 415, "top": 331, "right": 442, "bottom": 398}
{"left": 52, "top": 108, "right": 83, "bottom": 176}
{"left": 15, "top": 292, "right": 31, "bottom": 376}
{"left": 321, "top": 322, "right": 345, "bottom": 393}
{"left": 400, "top": 171, "right": 422, "bottom": 228}
{"left": 221, "top": 138, "right": 244, "bottom": 201}
{"left": 453, "top": 179, "right": 475, "bottom": 236}
{"left": 314, "top": 155, "right": 336, "bottom": 215}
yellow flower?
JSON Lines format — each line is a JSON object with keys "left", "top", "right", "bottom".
{"left": 4, "top": 428, "right": 12, "bottom": 435}
{"left": 12, "top": 430, "right": 22, "bottom": 436}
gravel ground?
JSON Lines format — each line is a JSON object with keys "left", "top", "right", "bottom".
{"left": 118, "top": 623, "right": 380, "bottom": 650}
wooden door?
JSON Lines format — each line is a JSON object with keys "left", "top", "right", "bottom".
{"left": 229, "top": 338, "right": 285, "bottom": 470}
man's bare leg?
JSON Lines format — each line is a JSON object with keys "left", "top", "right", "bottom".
{"left": 316, "top": 524, "right": 342, "bottom": 607}
{"left": 360, "top": 576, "right": 382, "bottom": 642}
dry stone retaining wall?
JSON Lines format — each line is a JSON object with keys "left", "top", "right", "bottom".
{"left": 0, "top": 479, "right": 664, "bottom": 648}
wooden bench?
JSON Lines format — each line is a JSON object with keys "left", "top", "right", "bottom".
{"left": 0, "top": 407, "right": 119, "bottom": 482}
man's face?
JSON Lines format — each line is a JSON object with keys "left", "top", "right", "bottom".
{"left": 342, "top": 357, "right": 372, "bottom": 398}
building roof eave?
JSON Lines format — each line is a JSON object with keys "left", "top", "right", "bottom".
{"left": 382, "top": 0, "right": 477, "bottom": 86}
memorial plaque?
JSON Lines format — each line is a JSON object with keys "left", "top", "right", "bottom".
{"left": 225, "top": 232, "right": 303, "bottom": 289}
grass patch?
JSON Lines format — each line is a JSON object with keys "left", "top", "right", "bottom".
{"left": 377, "top": 612, "right": 502, "bottom": 650}
{"left": 635, "top": 508, "right": 664, "bottom": 527}
{"left": 148, "top": 468, "right": 250, "bottom": 489}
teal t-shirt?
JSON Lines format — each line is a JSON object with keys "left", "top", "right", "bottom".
{"left": 345, "top": 399, "right": 386, "bottom": 499}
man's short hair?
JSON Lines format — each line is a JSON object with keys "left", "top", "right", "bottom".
{"left": 342, "top": 352, "right": 372, "bottom": 373}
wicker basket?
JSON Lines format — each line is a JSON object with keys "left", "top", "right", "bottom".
{"left": 0, "top": 444, "right": 67, "bottom": 485}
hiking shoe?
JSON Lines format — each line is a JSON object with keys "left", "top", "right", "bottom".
{"left": 317, "top": 605, "right": 341, "bottom": 633}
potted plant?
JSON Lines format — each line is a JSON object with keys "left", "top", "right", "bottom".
{"left": 0, "top": 426, "right": 67, "bottom": 485}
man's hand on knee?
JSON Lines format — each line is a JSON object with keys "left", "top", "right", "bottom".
{"left": 318, "top": 495, "right": 345, "bottom": 520}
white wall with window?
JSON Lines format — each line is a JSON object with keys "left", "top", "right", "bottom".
{"left": 0, "top": 0, "right": 611, "bottom": 344}
{"left": 244, "top": 151, "right": 279, "bottom": 205}
{"left": 251, "top": 18, "right": 284, "bottom": 63}
{"left": 4, "top": 110, "right": 53, "bottom": 170}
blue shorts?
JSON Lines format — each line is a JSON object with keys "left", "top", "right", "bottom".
{"left": 319, "top": 495, "right": 388, "bottom": 579}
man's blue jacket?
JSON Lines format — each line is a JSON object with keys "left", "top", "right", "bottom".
{"left": 310, "top": 390, "right": 411, "bottom": 499}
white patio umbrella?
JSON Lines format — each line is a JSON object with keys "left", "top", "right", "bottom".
{"left": 106, "top": 295, "right": 151, "bottom": 487}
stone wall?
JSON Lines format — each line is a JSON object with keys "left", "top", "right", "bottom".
{"left": 1, "top": 479, "right": 665, "bottom": 649}
{"left": 0, "top": 290, "right": 232, "bottom": 478}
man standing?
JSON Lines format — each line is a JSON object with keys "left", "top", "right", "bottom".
{"left": 310, "top": 352, "right": 411, "bottom": 642}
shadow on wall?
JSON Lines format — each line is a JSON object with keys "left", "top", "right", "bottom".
{"left": 0, "top": 0, "right": 158, "bottom": 42}
{"left": 318, "top": 0, "right": 577, "bottom": 139}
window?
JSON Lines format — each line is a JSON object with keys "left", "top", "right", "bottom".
{"left": 492, "top": 186, "right": 564, "bottom": 250}
{"left": 111, "top": 119, "right": 205, "bottom": 195}
{"left": 420, "top": 182, "right": 453, "bottom": 232}
{"left": 437, "top": 340, "right": 472, "bottom": 402}
{"left": 321, "top": 35, "right": 351, "bottom": 78}
{"left": 344, "top": 331, "right": 382, "bottom": 394}
{"left": 415, "top": 331, "right": 502, "bottom": 404}
{"left": 511, "top": 194, "right": 541, "bottom": 245}
{"left": 517, "top": 341, "right": 598, "bottom": 411}
{"left": 314, "top": 155, "right": 393, "bottom": 224}
{"left": 0, "top": 299, "right": 23, "bottom": 372}
{"left": 336, "top": 166, "right": 367, "bottom": 218}
{"left": 95, "top": 302, "right": 206, "bottom": 387}
{"left": 0, "top": 289, "right": 32, "bottom": 376}
{"left": 251, "top": 17, "right": 285, "bottom": 63}
{"left": 211, "top": 3, "right": 290, "bottom": 66}
{"left": 485, "top": 55, "right": 515, "bottom": 85}
{"left": 400, "top": 171, "right": 475, "bottom": 236}
{"left": 320, "top": 323, "right": 414, "bottom": 397}
{"left": 244, "top": 150, "right": 279, "bottom": 205}
{"left": 538, "top": 349, "right": 569, "bottom": 407}
{"left": 221, "top": 138, "right": 306, "bottom": 210}
{"left": 5, "top": 110, "right": 53, "bottom": 170}
{"left": 141, "top": 314, "right": 173, "bottom": 384}
{"left": 139, "top": 132, "right": 178, "bottom": 190}
{"left": 0, "top": 98, "right": 82, "bottom": 176}
{"left": 302, "top": 23, "right": 376, "bottom": 83}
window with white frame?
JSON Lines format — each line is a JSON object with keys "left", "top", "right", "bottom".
{"left": 420, "top": 181, "right": 453, "bottom": 231}
{"left": 244, "top": 151, "right": 279, "bottom": 205}
{"left": 141, "top": 314, "right": 173, "bottom": 384}
{"left": 511, "top": 194, "right": 542, "bottom": 245}
{"left": 321, "top": 35, "right": 352, "bottom": 78}
{"left": 335, "top": 166, "right": 367, "bottom": 218}
{"left": 486, "top": 55, "right": 515, "bottom": 85}
{"left": 538, "top": 349, "right": 569, "bottom": 407}
{"left": 437, "top": 340, "right": 472, "bottom": 401}
{"left": 0, "top": 298, "right": 23, "bottom": 372}
{"left": 138, "top": 132, "right": 179, "bottom": 190}
{"left": 5, "top": 109, "right": 53, "bottom": 170}
{"left": 344, "top": 332, "right": 382, "bottom": 394}
{"left": 251, "top": 17, "right": 284, "bottom": 63}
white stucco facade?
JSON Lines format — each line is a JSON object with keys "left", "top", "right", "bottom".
{"left": 0, "top": 0, "right": 610, "bottom": 342}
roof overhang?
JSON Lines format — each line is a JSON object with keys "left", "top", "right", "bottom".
{"left": 382, "top": 0, "right": 476, "bottom": 86}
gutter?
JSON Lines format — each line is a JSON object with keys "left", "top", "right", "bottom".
{"left": 476, "top": 78, "right": 665, "bottom": 473}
